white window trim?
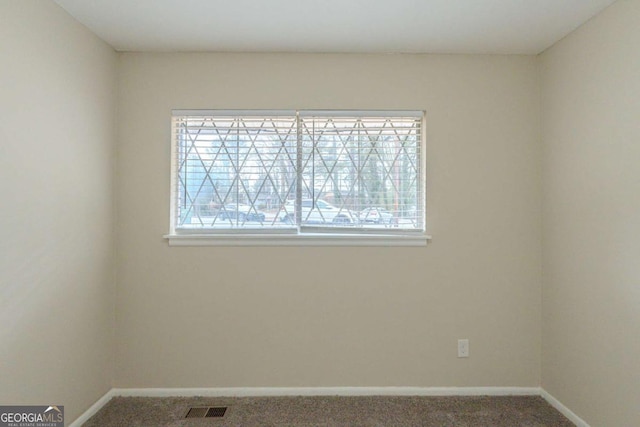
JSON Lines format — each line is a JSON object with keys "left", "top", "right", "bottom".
{"left": 165, "top": 109, "right": 429, "bottom": 247}
{"left": 164, "top": 233, "right": 431, "bottom": 247}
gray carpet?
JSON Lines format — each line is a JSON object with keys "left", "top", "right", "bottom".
{"left": 83, "top": 395, "right": 574, "bottom": 427}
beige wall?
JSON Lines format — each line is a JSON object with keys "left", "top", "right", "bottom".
{"left": 0, "top": 1, "right": 117, "bottom": 425}
{"left": 116, "top": 53, "right": 542, "bottom": 388}
{"left": 540, "top": 0, "right": 640, "bottom": 426}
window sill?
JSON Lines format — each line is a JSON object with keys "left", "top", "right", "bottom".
{"left": 164, "top": 233, "right": 431, "bottom": 247}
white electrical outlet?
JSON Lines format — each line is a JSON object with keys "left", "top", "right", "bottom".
{"left": 458, "top": 339, "right": 469, "bottom": 358}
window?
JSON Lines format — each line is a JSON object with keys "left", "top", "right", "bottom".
{"left": 167, "top": 110, "right": 427, "bottom": 246}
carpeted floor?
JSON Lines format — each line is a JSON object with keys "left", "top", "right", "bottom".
{"left": 82, "top": 395, "right": 574, "bottom": 426}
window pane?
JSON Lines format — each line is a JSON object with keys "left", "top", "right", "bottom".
{"left": 173, "top": 115, "right": 297, "bottom": 230}
{"left": 171, "top": 111, "right": 424, "bottom": 235}
{"left": 299, "top": 115, "right": 422, "bottom": 230}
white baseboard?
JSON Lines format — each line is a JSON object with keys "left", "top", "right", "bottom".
{"left": 540, "top": 389, "right": 590, "bottom": 427}
{"left": 111, "top": 386, "right": 540, "bottom": 397}
{"left": 68, "top": 389, "right": 115, "bottom": 427}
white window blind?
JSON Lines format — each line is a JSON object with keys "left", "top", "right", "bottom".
{"left": 170, "top": 110, "right": 424, "bottom": 237}
{"left": 299, "top": 112, "right": 423, "bottom": 233}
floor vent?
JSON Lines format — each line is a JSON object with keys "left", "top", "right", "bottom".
{"left": 206, "top": 407, "right": 227, "bottom": 418}
{"left": 185, "top": 407, "right": 227, "bottom": 419}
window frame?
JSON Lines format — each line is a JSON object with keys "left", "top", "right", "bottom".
{"left": 165, "top": 110, "right": 430, "bottom": 246}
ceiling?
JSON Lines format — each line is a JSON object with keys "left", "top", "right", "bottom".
{"left": 53, "top": 0, "right": 617, "bottom": 54}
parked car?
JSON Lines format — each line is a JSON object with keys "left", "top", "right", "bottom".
{"left": 218, "top": 204, "right": 266, "bottom": 222}
{"left": 280, "top": 199, "right": 355, "bottom": 225}
{"left": 358, "top": 207, "right": 394, "bottom": 224}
